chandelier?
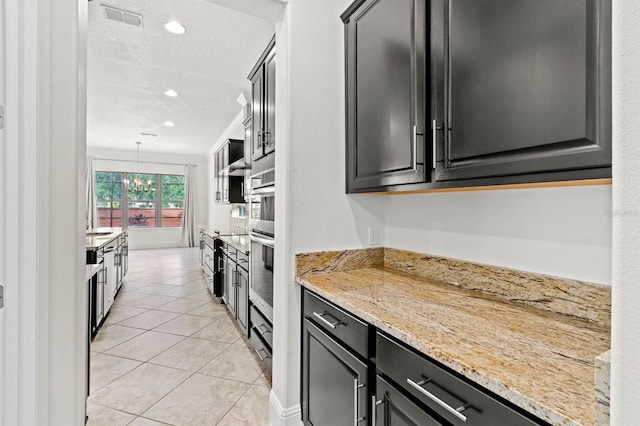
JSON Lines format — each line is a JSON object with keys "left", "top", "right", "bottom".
{"left": 128, "top": 141, "right": 154, "bottom": 194}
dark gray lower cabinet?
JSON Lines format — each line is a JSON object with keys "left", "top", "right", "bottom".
{"left": 302, "top": 318, "right": 369, "bottom": 426}
{"left": 224, "top": 251, "right": 236, "bottom": 317}
{"left": 222, "top": 245, "right": 249, "bottom": 335}
{"left": 301, "top": 289, "right": 547, "bottom": 426}
{"left": 376, "top": 333, "right": 541, "bottom": 426}
{"left": 375, "top": 375, "right": 443, "bottom": 426}
{"left": 236, "top": 266, "right": 249, "bottom": 332}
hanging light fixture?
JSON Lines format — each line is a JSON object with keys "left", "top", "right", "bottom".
{"left": 129, "top": 141, "right": 153, "bottom": 194}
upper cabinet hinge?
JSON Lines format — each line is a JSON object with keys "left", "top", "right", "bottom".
{"left": 0, "top": 285, "right": 4, "bottom": 309}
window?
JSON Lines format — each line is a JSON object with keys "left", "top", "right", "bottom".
{"left": 95, "top": 171, "right": 185, "bottom": 228}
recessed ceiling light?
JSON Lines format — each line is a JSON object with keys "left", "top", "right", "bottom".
{"left": 164, "top": 121, "right": 174, "bottom": 127}
{"left": 164, "top": 21, "right": 185, "bottom": 35}
{"left": 163, "top": 89, "right": 178, "bottom": 97}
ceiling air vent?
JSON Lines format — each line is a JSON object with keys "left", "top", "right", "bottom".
{"left": 101, "top": 4, "right": 143, "bottom": 27}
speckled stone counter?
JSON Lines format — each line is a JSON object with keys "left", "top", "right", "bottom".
{"left": 86, "top": 227, "right": 126, "bottom": 250}
{"left": 595, "top": 350, "right": 610, "bottom": 425}
{"left": 295, "top": 248, "right": 611, "bottom": 426}
{"left": 199, "top": 224, "right": 250, "bottom": 253}
{"left": 198, "top": 224, "right": 248, "bottom": 237}
{"left": 218, "top": 234, "right": 250, "bottom": 254}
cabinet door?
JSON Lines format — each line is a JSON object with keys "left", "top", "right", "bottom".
{"left": 251, "top": 70, "right": 265, "bottom": 162}
{"left": 214, "top": 152, "right": 222, "bottom": 202}
{"left": 344, "top": 0, "right": 428, "bottom": 192}
{"left": 244, "top": 120, "right": 252, "bottom": 202}
{"left": 236, "top": 268, "right": 249, "bottom": 334}
{"left": 219, "top": 252, "right": 228, "bottom": 304}
{"left": 375, "top": 376, "right": 444, "bottom": 426}
{"left": 434, "top": 0, "right": 611, "bottom": 182}
{"left": 225, "top": 261, "right": 237, "bottom": 317}
{"left": 263, "top": 49, "right": 276, "bottom": 156}
{"left": 95, "top": 267, "right": 105, "bottom": 325}
{"left": 221, "top": 176, "right": 229, "bottom": 203}
{"left": 302, "top": 318, "right": 368, "bottom": 426}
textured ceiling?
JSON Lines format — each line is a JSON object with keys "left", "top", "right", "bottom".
{"left": 87, "top": 0, "right": 278, "bottom": 155}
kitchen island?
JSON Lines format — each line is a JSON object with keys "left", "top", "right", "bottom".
{"left": 86, "top": 227, "right": 128, "bottom": 336}
{"left": 296, "top": 247, "right": 610, "bottom": 426}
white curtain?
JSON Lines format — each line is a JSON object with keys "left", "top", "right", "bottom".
{"left": 86, "top": 156, "right": 98, "bottom": 229}
{"left": 180, "top": 164, "right": 196, "bottom": 247}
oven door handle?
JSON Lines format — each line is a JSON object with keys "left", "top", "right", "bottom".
{"left": 250, "top": 185, "right": 275, "bottom": 196}
{"left": 249, "top": 233, "right": 275, "bottom": 248}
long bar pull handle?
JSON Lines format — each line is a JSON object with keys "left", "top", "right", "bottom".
{"left": 313, "top": 311, "right": 341, "bottom": 329}
{"left": 353, "top": 379, "right": 366, "bottom": 425}
{"left": 254, "top": 347, "right": 270, "bottom": 361}
{"left": 256, "top": 323, "right": 271, "bottom": 335}
{"left": 407, "top": 377, "right": 468, "bottom": 422}
{"left": 371, "top": 395, "right": 383, "bottom": 426}
{"left": 432, "top": 119, "right": 442, "bottom": 169}
{"left": 412, "top": 125, "right": 424, "bottom": 172}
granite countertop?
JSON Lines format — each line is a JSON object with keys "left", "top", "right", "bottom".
{"left": 86, "top": 227, "right": 127, "bottom": 250}
{"left": 199, "top": 224, "right": 248, "bottom": 237}
{"left": 85, "top": 264, "right": 101, "bottom": 281}
{"left": 199, "top": 224, "right": 250, "bottom": 253}
{"left": 217, "top": 234, "right": 250, "bottom": 254}
{"left": 295, "top": 248, "right": 611, "bottom": 426}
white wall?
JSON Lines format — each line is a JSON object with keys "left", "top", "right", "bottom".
{"left": 271, "top": 0, "right": 386, "bottom": 422}
{"left": 87, "top": 147, "right": 208, "bottom": 249}
{"left": 611, "top": 1, "right": 640, "bottom": 423}
{"left": 206, "top": 110, "right": 245, "bottom": 225}
{"left": 385, "top": 184, "right": 612, "bottom": 285}
{"left": 43, "top": 0, "right": 88, "bottom": 423}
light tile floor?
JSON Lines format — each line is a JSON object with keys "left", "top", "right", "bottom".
{"left": 88, "top": 247, "right": 271, "bottom": 426}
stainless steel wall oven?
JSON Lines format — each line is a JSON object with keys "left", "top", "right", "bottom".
{"left": 249, "top": 168, "right": 275, "bottom": 321}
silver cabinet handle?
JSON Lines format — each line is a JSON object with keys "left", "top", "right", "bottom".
{"left": 372, "top": 395, "right": 383, "bottom": 426}
{"left": 254, "top": 347, "right": 270, "bottom": 361}
{"left": 313, "top": 311, "right": 341, "bottom": 329}
{"left": 432, "top": 119, "right": 443, "bottom": 169}
{"left": 412, "top": 125, "right": 424, "bottom": 172}
{"left": 406, "top": 377, "right": 468, "bottom": 422}
{"left": 353, "top": 379, "right": 366, "bottom": 425}
{"left": 256, "top": 323, "right": 271, "bottom": 335}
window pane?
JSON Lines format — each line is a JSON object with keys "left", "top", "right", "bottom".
{"left": 127, "top": 174, "right": 156, "bottom": 201}
{"left": 128, "top": 201, "right": 156, "bottom": 227}
{"left": 162, "top": 205, "right": 183, "bottom": 227}
{"left": 95, "top": 172, "right": 123, "bottom": 227}
{"left": 161, "top": 175, "right": 185, "bottom": 200}
{"left": 161, "top": 175, "right": 185, "bottom": 227}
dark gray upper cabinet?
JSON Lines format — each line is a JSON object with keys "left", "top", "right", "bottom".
{"left": 434, "top": 0, "right": 611, "bottom": 182}
{"left": 249, "top": 37, "right": 276, "bottom": 163}
{"left": 214, "top": 139, "right": 244, "bottom": 204}
{"left": 342, "top": 0, "right": 428, "bottom": 192}
{"left": 343, "top": 0, "right": 611, "bottom": 193}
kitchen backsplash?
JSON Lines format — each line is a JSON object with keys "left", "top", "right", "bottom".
{"left": 296, "top": 247, "right": 611, "bottom": 326}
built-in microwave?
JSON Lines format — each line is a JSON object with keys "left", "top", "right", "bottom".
{"left": 249, "top": 168, "right": 274, "bottom": 237}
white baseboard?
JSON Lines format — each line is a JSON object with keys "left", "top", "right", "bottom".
{"left": 270, "top": 391, "right": 302, "bottom": 426}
